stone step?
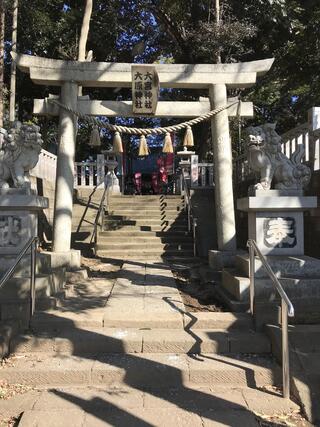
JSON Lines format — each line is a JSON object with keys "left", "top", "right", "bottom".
{"left": 17, "top": 385, "right": 299, "bottom": 427}
{"left": 97, "top": 235, "right": 193, "bottom": 244}
{"left": 221, "top": 269, "right": 250, "bottom": 301}
{"left": 110, "top": 206, "right": 184, "bottom": 213}
{"left": 110, "top": 195, "right": 183, "bottom": 200}
{"left": 1, "top": 352, "right": 280, "bottom": 388}
{"left": 95, "top": 242, "right": 193, "bottom": 251}
{"left": 98, "top": 230, "right": 191, "bottom": 238}
{"left": 0, "top": 273, "right": 65, "bottom": 300}
{"left": 104, "top": 224, "right": 189, "bottom": 233}
{"left": 95, "top": 250, "right": 195, "bottom": 259}
{"left": 236, "top": 254, "right": 320, "bottom": 279}
{"left": 109, "top": 204, "right": 185, "bottom": 210}
{"left": 105, "top": 217, "right": 187, "bottom": 225}
{"left": 223, "top": 268, "right": 320, "bottom": 303}
{"left": 107, "top": 212, "right": 186, "bottom": 220}
{"left": 30, "top": 309, "right": 249, "bottom": 332}
{"left": 10, "top": 328, "right": 270, "bottom": 355}
{"left": 182, "top": 312, "right": 254, "bottom": 330}
{"left": 287, "top": 324, "right": 320, "bottom": 352}
{"left": 0, "top": 253, "right": 52, "bottom": 277}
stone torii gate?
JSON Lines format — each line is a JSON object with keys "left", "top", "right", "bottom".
{"left": 13, "top": 53, "right": 274, "bottom": 264}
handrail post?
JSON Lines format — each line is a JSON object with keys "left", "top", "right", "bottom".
{"left": 193, "top": 218, "right": 197, "bottom": 256}
{"left": 282, "top": 299, "right": 290, "bottom": 399}
{"left": 30, "top": 238, "right": 37, "bottom": 325}
{"left": 248, "top": 241, "right": 255, "bottom": 315}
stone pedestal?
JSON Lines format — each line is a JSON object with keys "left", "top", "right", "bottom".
{"left": 237, "top": 192, "right": 317, "bottom": 255}
{"left": 0, "top": 193, "right": 53, "bottom": 325}
{"left": 0, "top": 194, "right": 48, "bottom": 256}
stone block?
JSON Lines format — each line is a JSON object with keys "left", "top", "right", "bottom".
{"left": 208, "top": 250, "right": 245, "bottom": 270}
{"left": 221, "top": 268, "right": 250, "bottom": 301}
{"left": 249, "top": 211, "right": 304, "bottom": 255}
{"left": 236, "top": 254, "right": 320, "bottom": 279}
{"left": 0, "top": 195, "right": 48, "bottom": 256}
{"left": 41, "top": 249, "right": 81, "bottom": 270}
{"left": 238, "top": 195, "right": 317, "bottom": 256}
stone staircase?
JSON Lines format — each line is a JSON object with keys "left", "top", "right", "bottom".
{"left": 0, "top": 261, "right": 299, "bottom": 426}
{"left": 220, "top": 253, "right": 320, "bottom": 327}
{"left": 95, "top": 195, "right": 195, "bottom": 262}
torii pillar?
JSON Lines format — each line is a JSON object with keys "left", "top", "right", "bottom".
{"left": 52, "top": 81, "right": 78, "bottom": 253}
{"left": 210, "top": 84, "right": 236, "bottom": 252}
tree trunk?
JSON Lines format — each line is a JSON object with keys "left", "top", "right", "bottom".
{"left": 78, "top": 0, "right": 93, "bottom": 61}
{"left": 78, "top": 0, "right": 93, "bottom": 96}
{"left": 215, "top": 0, "right": 221, "bottom": 63}
{"left": 9, "top": 0, "right": 18, "bottom": 124}
{"left": 0, "top": 0, "right": 5, "bottom": 127}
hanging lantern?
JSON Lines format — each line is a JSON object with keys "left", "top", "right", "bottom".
{"left": 183, "top": 125, "right": 194, "bottom": 147}
{"left": 113, "top": 131, "right": 123, "bottom": 153}
{"left": 162, "top": 132, "right": 174, "bottom": 154}
{"left": 89, "top": 125, "right": 101, "bottom": 147}
{"left": 138, "top": 135, "right": 149, "bottom": 156}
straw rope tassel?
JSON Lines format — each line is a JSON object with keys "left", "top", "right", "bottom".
{"left": 183, "top": 125, "right": 194, "bottom": 147}
{"left": 89, "top": 125, "right": 101, "bottom": 147}
{"left": 162, "top": 132, "right": 173, "bottom": 153}
{"left": 138, "top": 135, "right": 149, "bottom": 156}
{"left": 113, "top": 131, "right": 123, "bottom": 153}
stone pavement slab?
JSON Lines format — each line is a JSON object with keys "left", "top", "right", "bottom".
{"left": 241, "top": 387, "right": 299, "bottom": 414}
{"left": 33, "top": 386, "right": 144, "bottom": 411}
{"left": 183, "top": 312, "right": 253, "bottom": 330}
{"left": 31, "top": 308, "right": 105, "bottom": 330}
{"left": 84, "top": 407, "right": 203, "bottom": 426}
{"left": 18, "top": 409, "right": 85, "bottom": 427}
{"left": 103, "top": 311, "right": 183, "bottom": 328}
{"left": 201, "top": 410, "right": 259, "bottom": 426}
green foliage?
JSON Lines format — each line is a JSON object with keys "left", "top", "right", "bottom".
{"left": 2, "top": 0, "right": 320, "bottom": 158}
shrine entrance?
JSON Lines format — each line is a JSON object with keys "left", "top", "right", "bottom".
{"left": 13, "top": 53, "right": 274, "bottom": 265}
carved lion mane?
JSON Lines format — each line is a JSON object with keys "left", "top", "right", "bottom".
{"left": 0, "top": 122, "right": 43, "bottom": 189}
{"left": 245, "top": 123, "right": 311, "bottom": 192}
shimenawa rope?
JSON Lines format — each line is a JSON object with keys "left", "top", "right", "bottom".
{"left": 49, "top": 99, "right": 241, "bottom": 136}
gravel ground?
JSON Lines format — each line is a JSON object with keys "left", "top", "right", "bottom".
{"left": 173, "top": 269, "right": 226, "bottom": 312}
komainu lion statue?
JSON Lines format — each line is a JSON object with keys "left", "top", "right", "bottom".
{"left": 245, "top": 123, "right": 311, "bottom": 192}
{"left": 0, "top": 122, "right": 42, "bottom": 189}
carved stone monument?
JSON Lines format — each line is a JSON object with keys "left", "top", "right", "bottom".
{"left": 238, "top": 124, "right": 317, "bottom": 256}
{"left": 221, "top": 123, "right": 320, "bottom": 326}
{"left": 0, "top": 122, "right": 49, "bottom": 321}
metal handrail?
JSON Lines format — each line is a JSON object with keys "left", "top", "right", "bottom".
{"left": 181, "top": 172, "right": 197, "bottom": 257}
{"left": 0, "top": 236, "right": 38, "bottom": 325}
{"left": 247, "top": 239, "right": 294, "bottom": 399}
{"left": 91, "top": 185, "right": 109, "bottom": 247}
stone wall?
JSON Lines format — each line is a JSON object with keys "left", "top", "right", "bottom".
{"left": 305, "top": 170, "right": 320, "bottom": 258}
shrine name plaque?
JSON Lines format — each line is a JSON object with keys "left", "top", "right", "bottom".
{"left": 132, "top": 65, "right": 159, "bottom": 115}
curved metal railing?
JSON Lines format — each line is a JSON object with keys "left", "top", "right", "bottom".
{"left": 181, "top": 172, "right": 197, "bottom": 257}
{"left": 247, "top": 239, "right": 295, "bottom": 399}
{"left": 0, "top": 236, "right": 38, "bottom": 325}
{"left": 91, "top": 185, "right": 109, "bottom": 248}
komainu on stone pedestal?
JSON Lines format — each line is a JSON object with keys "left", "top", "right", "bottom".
{"left": 0, "top": 122, "right": 42, "bottom": 190}
{"left": 245, "top": 123, "right": 311, "bottom": 193}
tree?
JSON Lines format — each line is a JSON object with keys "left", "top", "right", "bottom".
{"left": 0, "top": 0, "right": 5, "bottom": 127}
{"left": 78, "top": 0, "right": 93, "bottom": 96}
